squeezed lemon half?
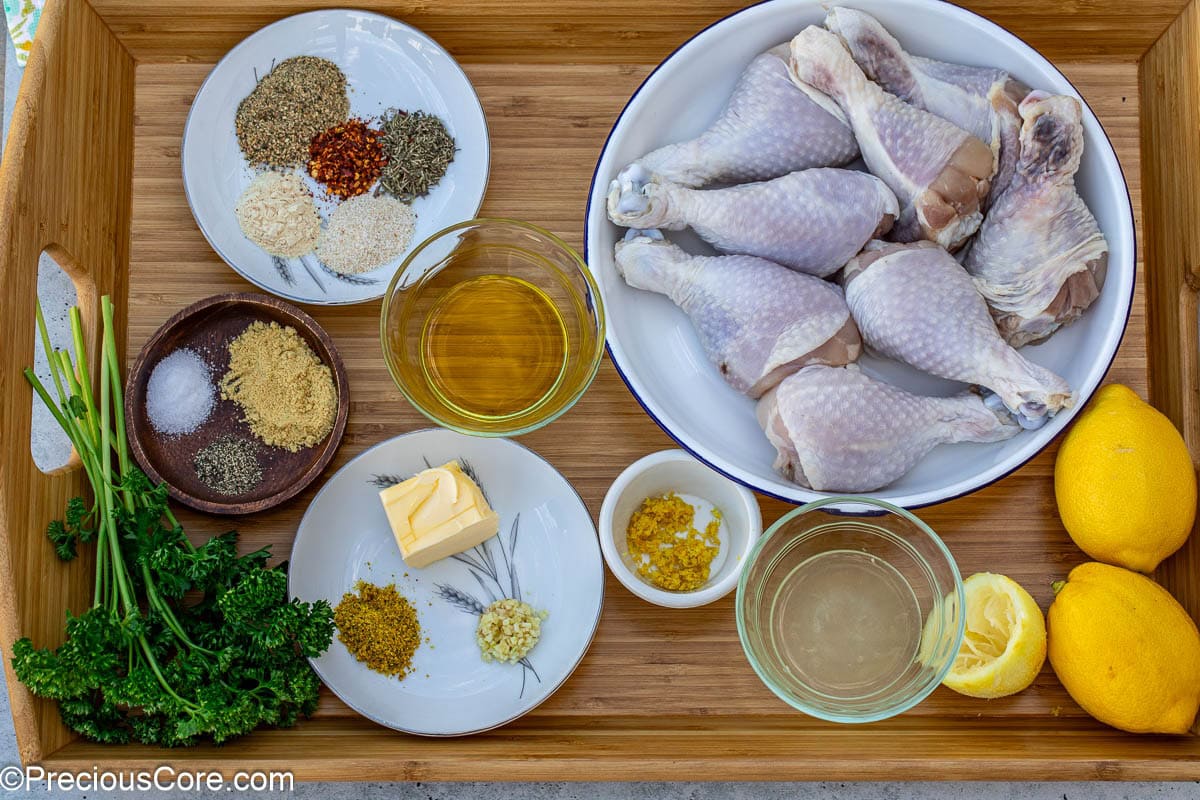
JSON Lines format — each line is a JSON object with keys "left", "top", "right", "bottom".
{"left": 943, "top": 573, "right": 1047, "bottom": 699}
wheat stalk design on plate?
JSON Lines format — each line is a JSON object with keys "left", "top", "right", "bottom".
{"left": 308, "top": 254, "right": 379, "bottom": 286}
{"left": 271, "top": 255, "right": 296, "bottom": 286}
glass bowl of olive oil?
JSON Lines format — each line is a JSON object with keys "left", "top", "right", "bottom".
{"left": 381, "top": 218, "right": 605, "bottom": 436}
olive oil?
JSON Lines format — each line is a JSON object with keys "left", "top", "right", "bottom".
{"left": 419, "top": 274, "right": 568, "bottom": 420}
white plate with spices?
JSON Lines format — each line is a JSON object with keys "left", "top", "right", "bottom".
{"left": 289, "top": 428, "right": 604, "bottom": 736}
{"left": 182, "top": 9, "right": 489, "bottom": 305}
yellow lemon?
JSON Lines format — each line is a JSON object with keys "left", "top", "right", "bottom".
{"left": 1054, "top": 383, "right": 1196, "bottom": 573}
{"left": 1047, "top": 562, "right": 1200, "bottom": 734}
{"left": 943, "top": 573, "right": 1046, "bottom": 699}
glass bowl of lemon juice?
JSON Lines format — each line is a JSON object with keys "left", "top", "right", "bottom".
{"left": 736, "top": 497, "right": 964, "bottom": 723}
{"left": 381, "top": 218, "right": 605, "bottom": 436}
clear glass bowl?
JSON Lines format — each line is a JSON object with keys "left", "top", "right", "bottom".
{"left": 736, "top": 497, "right": 964, "bottom": 723}
{"left": 380, "top": 218, "right": 605, "bottom": 436}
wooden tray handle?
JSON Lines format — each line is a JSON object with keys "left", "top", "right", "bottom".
{"left": 1141, "top": 2, "right": 1200, "bottom": 623}
{"left": 0, "top": 0, "right": 135, "bottom": 764}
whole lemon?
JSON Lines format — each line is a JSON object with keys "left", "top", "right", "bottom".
{"left": 1047, "top": 562, "right": 1200, "bottom": 734}
{"left": 1055, "top": 384, "right": 1196, "bottom": 572}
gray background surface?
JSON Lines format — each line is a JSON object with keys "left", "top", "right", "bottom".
{"left": 2, "top": 22, "right": 1196, "bottom": 800}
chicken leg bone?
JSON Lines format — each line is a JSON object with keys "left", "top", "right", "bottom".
{"left": 757, "top": 364, "right": 1020, "bottom": 492}
{"left": 607, "top": 167, "right": 897, "bottom": 277}
{"left": 615, "top": 230, "right": 861, "bottom": 397}
{"left": 788, "top": 25, "right": 995, "bottom": 251}
{"left": 843, "top": 240, "right": 1074, "bottom": 427}
{"left": 621, "top": 45, "right": 859, "bottom": 189}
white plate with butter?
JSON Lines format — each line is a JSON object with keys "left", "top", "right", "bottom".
{"left": 289, "top": 428, "right": 603, "bottom": 736}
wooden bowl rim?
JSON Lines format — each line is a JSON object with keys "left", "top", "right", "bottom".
{"left": 123, "top": 291, "right": 350, "bottom": 516}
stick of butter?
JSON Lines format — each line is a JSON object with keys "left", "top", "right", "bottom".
{"left": 379, "top": 461, "right": 500, "bottom": 568}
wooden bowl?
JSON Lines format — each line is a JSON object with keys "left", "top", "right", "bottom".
{"left": 124, "top": 293, "right": 349, "bottom": 515}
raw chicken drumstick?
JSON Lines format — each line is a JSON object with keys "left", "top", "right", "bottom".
{"left": 842, "top": 240, "right": 1074, "bottom": 428}
{"left": 617, "top": 45, "right": 859, "bottom": 189}
{"left": 607, "top": 167, "right": 897, "bottom": 277}
{"left": 757, "top": 364, "right": 1019, "bottom": 492}
{"left": 825, "top": 6, "right": 1027, "bottom": 208}
{"left": 964, "top": 92, "right": 1109, "bottom": 347}
{"left": 788, "top": 25, "right": 995, "bottom": 251}
{"left": 615, "top": 230, "right": 861, "bottom": 398}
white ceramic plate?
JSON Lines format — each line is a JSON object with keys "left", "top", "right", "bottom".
{"left": 289, "top": 428, "right": 603, "bottom": 736}
{"left": 584, "top": 0, "right": 1135, "bottom": 509}
{"left": 182, "top": 9, "right": 489, "bottom": 305}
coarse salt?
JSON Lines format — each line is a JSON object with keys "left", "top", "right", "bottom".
{"left": 146, "top": 348, "right": 215, "bottom": 436}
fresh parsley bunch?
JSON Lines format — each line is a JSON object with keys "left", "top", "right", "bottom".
{"left": 14, "top": 297, "right": 333, "bottom": 746}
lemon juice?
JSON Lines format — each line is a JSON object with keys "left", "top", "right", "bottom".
{"left": 771, "top": 549, "right": 921, "bottom": 696}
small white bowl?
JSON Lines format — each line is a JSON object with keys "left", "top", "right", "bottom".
{"left": 599, "top": 449, "right": 762, "bottom": 608}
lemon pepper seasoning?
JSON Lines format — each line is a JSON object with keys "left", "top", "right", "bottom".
{"left": 333, "top": 582, "right": 421, "bottom": 679}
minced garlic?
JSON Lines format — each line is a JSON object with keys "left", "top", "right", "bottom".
{"left": 476, "top": 598, "right": 546, "bottom": 664}
{"left": 626, "top": 493, "right": 721, "bottom": 592}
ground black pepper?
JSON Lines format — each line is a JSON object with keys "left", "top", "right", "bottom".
{"left": 193, "top": 435, "right": 263, "bottom": 496}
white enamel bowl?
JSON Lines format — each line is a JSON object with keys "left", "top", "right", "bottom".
{"left": 584, "top": 0, "right": 1135, "bottom": 508}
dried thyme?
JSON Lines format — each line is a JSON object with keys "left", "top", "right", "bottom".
{"left": 378, "top": 110, "right": 457, "bottom": 201}
{"left": 235, "top": 56, "right": 350, "bottom": 167}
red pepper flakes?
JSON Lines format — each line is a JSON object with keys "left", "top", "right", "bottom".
{"left": 307, "top": 119, "right": 387, "bottom": 200}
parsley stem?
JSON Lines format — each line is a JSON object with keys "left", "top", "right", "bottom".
{"left": 101, "top": 298, "right": 133, "bottom": 501}
{"left": 68, "top": 307, "right": 99, "bottom": 436}
{"left": 98, "top": 334, "right": 135, "bottom": 616}
{"left": 137, "top": 637, "right": 200, "bottom": 712}
{"left": 140, "top": 563, "right": 213, "bottom": 655}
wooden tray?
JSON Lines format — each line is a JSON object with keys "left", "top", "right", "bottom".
{"left": 0, "top": 0, "right": 1198, "bottom": 782}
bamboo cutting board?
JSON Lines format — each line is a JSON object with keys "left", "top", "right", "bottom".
{"left": 1, "top": 0, "right": 1198, "bottom": 782}
{"left": 126, "top": 58, "right": 1144, "bottom": 727}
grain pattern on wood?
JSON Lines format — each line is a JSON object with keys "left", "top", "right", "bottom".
{"left": 87, "top": 0, "right": 1191, "bottom": 65}
{"left": 1140, "top": 0, "right": 1200, "bottom": 626}
{"left": 96, "top": 54, "right": 1183, "bottom": 779}
{"left": 0, "top": 0, "right": 1193, "bottom": 781}
{"left": 0, "top": 0, "right": 135, "bottom": 764}
{"left": 45, "top": 716, "right": 1200, "bottom": 781}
